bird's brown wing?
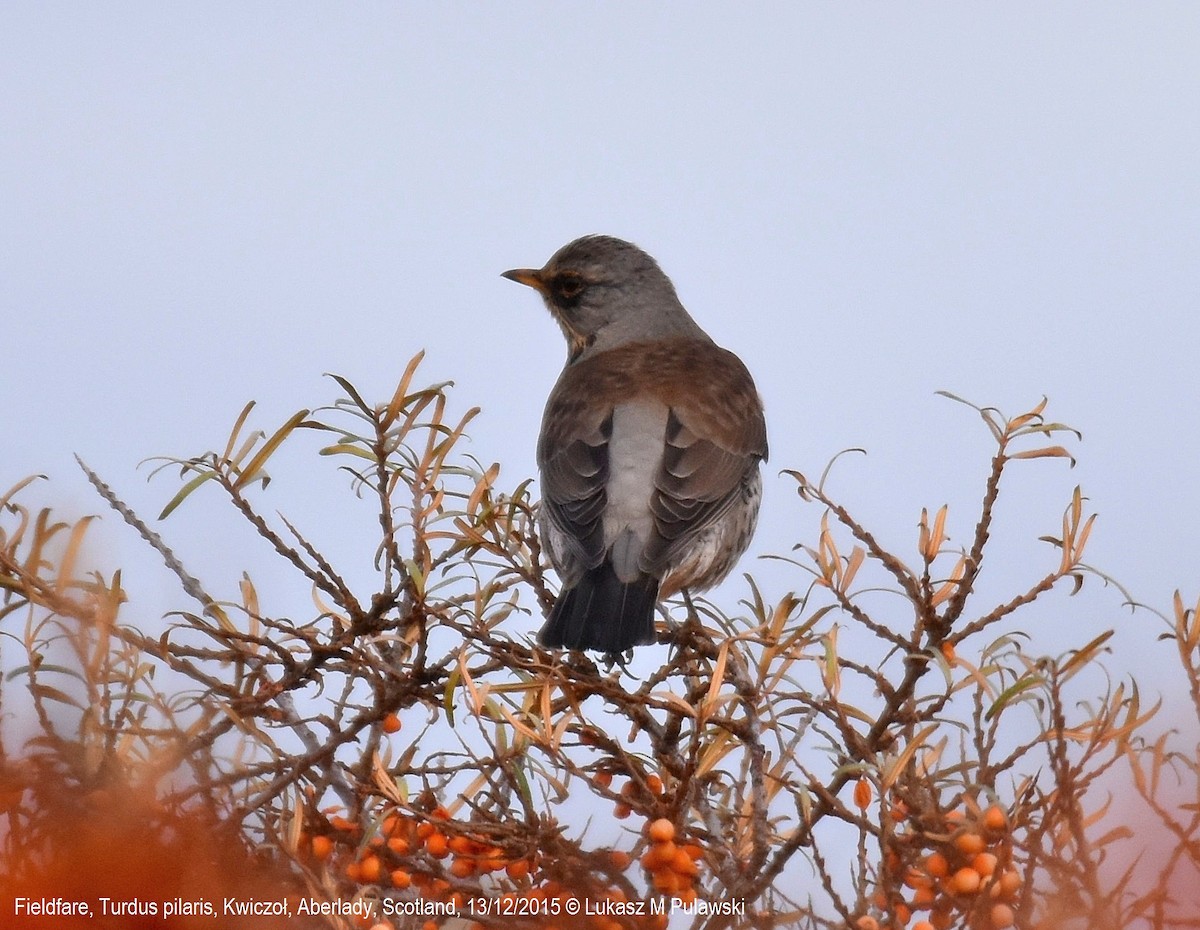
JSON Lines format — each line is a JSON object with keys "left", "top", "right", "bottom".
{"left": 643, "top": 344, "right": 767, "bottom": 572}
{"left": 537, "top": 374, "right": 612, "bottom": 579}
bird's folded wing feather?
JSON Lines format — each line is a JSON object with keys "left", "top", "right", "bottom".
{"left": 538, "top": 391, "right": 611, "bottom": 572}
{"left": 537, "top": 339, "right": 766, "bottom": 575}
{"left": 645, "top": 348, "right": 767, "bottom": 570}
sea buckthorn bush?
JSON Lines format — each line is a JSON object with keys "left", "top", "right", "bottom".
{"left": 2, "top": 357, "right": 1197, "bottom": 929}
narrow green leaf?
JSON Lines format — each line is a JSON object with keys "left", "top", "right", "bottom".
{"left": 442, "top": 666, "right": 459, "bottom": 727}
{"left": 510, "top": 757, "right": 533, "bottom": 807}
{"left": 986, "top": 673, "right": 1044, "bottom": 721}
{"left": 326, "top": 374, "right": 372, "bottom": 415}
{"left": 159, "top": 470, "right": 217, "bottom": 520}
{"left": 405, "top": 560, "right": 425, "bottom": 598}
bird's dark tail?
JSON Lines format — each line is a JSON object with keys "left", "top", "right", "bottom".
{"left": 539, "top": 563, "right": 659, "bottom": 654}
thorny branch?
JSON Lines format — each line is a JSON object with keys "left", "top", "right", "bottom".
{"left": 0, "top": 367, "right": 1187, "bottom": 930}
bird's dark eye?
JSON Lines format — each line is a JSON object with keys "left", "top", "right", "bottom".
{"left": 553, "top": 273, "right": 586, "bottom": 305}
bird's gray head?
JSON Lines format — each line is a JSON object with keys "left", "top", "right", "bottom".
{"left": 503, "top": 235, "right": 708, "bottom": 361}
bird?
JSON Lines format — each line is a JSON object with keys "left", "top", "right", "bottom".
{"left": 502, "top": 235, "right": 768, "bottom": 655}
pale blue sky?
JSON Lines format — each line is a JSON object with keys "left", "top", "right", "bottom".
{"left": 3, "top": 6, "right": 1198, "bottom": 696}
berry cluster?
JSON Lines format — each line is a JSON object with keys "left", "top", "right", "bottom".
{"left": 596, "top": 769, "right": 664, "bottom": 820}
{"left": 301, "top": 804, "right": 686, "bottom": 930}
{"left": 640, "top": 818, "right": 703, "bottom": 902}
{"left": 860, "top": 800, "right": 1022, "bottom": 930}
{"left": 302, "top": 805, "right": 525, "bottom": 929}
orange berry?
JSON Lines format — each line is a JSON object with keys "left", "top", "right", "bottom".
{"left": 651, "top": 870, "right": 680, "bottom": 894}
{"left": 856, "top": 918, "right": 880, "bottom": 930}
{"left": 620, "top": 781, "right": 637, "bottom": 798}
{"left": 954, "top": 831, "right": 986, "bottom": 856}
{"left": 930, "top": 909, "right": 953, "bottom": 930}
{"left": 310, "top": 834, "right": 333, "bottom": 861}
{"left": 912, "top": 885, "right": 935, "bottom": 908}
{"left": 941, "top": 641, "right": 956, "bottom": 662}
{"left": 913, "top": 922, "right": 935, "bottom": 930}
{"left": 983, "top": 805, "right": 1008, "bottom": 832}
{"left": 990, "top": 903, "right": 1015, "bottom": 928}
{"left": 903, "top": 867, "right": 932, "bottom": 890}
{"left": 682, "top": 842, "right": 704, "bottom": 861}
{"left": 448, "top": 835, "right": 475, "bottom": 855}
{"left": 422, "top": 922, "right": 437, "bottom": 930}
{"left": 894, "top": 902, "right": 912, "bottom": 925}
{"left": 945, "top": 809, "right": 966, "bottom": 825}
{"left": 647, "top": 818, "right": 676, "bottom": 843}
{"left": 387, "top": 836, "right": 411, "bottom": 855}
{"left": 890, "top": 799, "right": 909, "bottom": 822}
{"left": 671, "top": 847, "right": 699, "bottom": 876}
{"left": 359, "top": 854, "right": 382, "bottom": 882}
{"left": 646, "top": 774, "right": 664, "bottom": 795}
{"left": 608, "top": 850, "right": 632, "bottom": 870}
{"left": 613, "top": 802, "right": 631, "bottom": 819}
{"left": 479, "top": 851, "right": 505, "bottom": 873}
{"left": 951, "top": 867, "right": 981, "bottom": 895}
{"left": 854, "top": 776, "right": 873, "bottom": 810}
{"left": 972, "top": 852, "right": 998, "bottom": 878}
{"left": 449, "top": 858, "right": 474, "bottom": 878}
{"left": 416, "top": 821, "right": 436, "bottom": 840}
{"left": 997, "top": 869, "right": 1022, "bottom": 899}
{"left": 425, "top": 832, "right": 450, "bottom": 858}
{"left": 593, "top": 770, "right": 614, "bottom": 789}
{"left": 382, "top": 713, "right": 402, "bottom": 733}
{"left": 390, "top": 869, "right": 411, "bottom": 889}
{"left": 345, "top": 861, "right": 362, "bottom": 881}
{"left": 641, "top": 841, "right": 678, "bottom": 871}
{"left": 924, "top": 851, "right": 949, "bottom": 879}
{"left": 505, "top": 858, "right": 530, "bottom": 881}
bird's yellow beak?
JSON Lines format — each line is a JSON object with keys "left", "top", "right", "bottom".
{"left": 501, "top": 268, "right": 549, "bottom": 294}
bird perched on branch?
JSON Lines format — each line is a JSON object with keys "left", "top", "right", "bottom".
{"left": 503, "top": 235, "right": 767, "bottom": 656}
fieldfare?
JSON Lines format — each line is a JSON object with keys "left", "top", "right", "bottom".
{"left": 503, "top": 235, "right": 768, "bottom": 655}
